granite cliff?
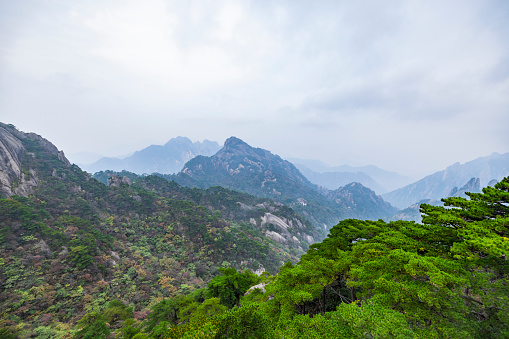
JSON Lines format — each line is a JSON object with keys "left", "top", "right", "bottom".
{"left": 0, "top": 123, "right": 69, "bottom": 198}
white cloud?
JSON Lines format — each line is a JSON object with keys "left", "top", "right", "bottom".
{"left": 1, "top": 0, "right": 508, "bottom": 177}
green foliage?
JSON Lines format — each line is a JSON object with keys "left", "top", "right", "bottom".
{"left": 0, "top": 327, "right": 17, "bottom": 339}
{"left": 103, "top": 300, "right": 133, "bottom": 327}
{"left": 206, "top": 268, "right": 260, "bottom": 308}
{"left": 73, "top": 312, "right": 110, "bottom": 339}
{"left": 116, "top": 319, "right": 143, "bottom": 339}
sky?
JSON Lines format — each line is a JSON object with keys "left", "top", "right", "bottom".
{"left": 1, "top": 0, "right": 508, "bottom": 179}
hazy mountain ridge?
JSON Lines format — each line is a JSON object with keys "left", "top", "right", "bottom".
{"left": 84, "top": 136, "right": 221, "bottom": 175}
{"left": 383, "top": 152, "right": 509, "bottom": 209}
{"left": 326, "top": 182, "right": 399, "bottom": 220}
{"left": 289, "top": 158, "right": 411, "bottom": 193}
{"left": 294, "top": 164, "right": 386, "bottom": 193}
{"left": 168, "top": 137, "right": 398, "bottom": 229}
{"left": 0, "top": 123, "right": 322, "bottom": 334}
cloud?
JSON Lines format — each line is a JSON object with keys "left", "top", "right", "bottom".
{"left": 0, "top": 0, "right": 508, "bottom": 177}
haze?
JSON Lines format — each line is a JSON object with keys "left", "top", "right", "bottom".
{"left": 1, "top": 0, "right": 508, "bottom": 179}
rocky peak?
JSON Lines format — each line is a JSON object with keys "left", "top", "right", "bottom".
{"left": 218, "top": 137, "right": 263, "bottom": 159}
{"left": 449, "top": 177, "right": 482, "bottom": 197}
{"left": 107, "top": 175, "right": 132, "bottom": 187}
{"left": 0, "top": 123, "right": 71, "bottom": 197}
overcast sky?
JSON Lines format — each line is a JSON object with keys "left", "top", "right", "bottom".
{"left": 1, "top": 0, "right": 508, "bottom": 178}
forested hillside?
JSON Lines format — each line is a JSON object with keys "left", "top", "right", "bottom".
{"left": 72, "top": 177, "right": 506, "bottom": 338}
{"left": 0, "top": 124, "right": 318, "bottom": 337}
{"left": 2, "top": 123, "right": 508, "bottom": 338}
{"left": 168, "top": 137, "right": 398, "bottom": 229}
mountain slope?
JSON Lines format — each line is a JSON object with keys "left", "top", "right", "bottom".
{"left": 0, "top": 124, "right": 314, "bottom": 335}
{"left": 383, "top": 152, "right": 509, "bottom": 208}
{"left": 326, "top": 182, "right": 399, "bottom": 220}
{"left": 294, "top": 164, "right": 385, "bottom": 192}
{"left": 169, "top": 137, "right": 398, "bottom": 229}
{"left": 84, "top": 137, "right": 221, "bottom": 174}
{"left": 288, "top": 158, "right": 411, "bottom": 193}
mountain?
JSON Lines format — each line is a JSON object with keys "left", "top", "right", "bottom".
{"left": 0, "top": 122, "right": 70, "bottom": 197}
{"left": 168, "top": 137, "right": 398, "bottom": 229}
{"left": 325, "top": 182, "right": 398, "bottom": 220}
{"left": 0, "top": 124, "right": 321, "bottom": 335}
{"left": 84, "top": 137, "right": 221, "bottom": 174}
{"left": 294, "top": 164, "right": 385, "bottom": 193}
{"left": 383, "top": 152, "right": 509, "bottom": 209}
{"left": 288, "top": 158, "right": 411, "bottom": 193}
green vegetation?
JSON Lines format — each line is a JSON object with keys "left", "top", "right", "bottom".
{"left": 0, "top": 133, "right": 313, "bottom": 337}
{"left": 2, "top": 124, "right": 508, "bottom": 337}
{"left": 90, "top": 176, "right": 506, "bottom": 338}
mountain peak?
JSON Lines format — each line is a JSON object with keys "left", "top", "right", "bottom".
{"left": 163, "top": 136, "right": 193, "bottom": 147}
{"left": 224, "top": 136, "right": 249, "bottom": 148}
{"left": 218, "top": 137, "right": 259, "bottom": 159}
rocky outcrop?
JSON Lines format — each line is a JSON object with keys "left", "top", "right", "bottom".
{"left": 265, "top": 230, "right": 287, "bottom": 244}
{"left": 108, "top": 174, "right": 132, "bottom": 187}
{"left": 0, "top": 123, "right": 70, "bottom": 198}
{"left": 0, "top": 125, "right": 26, "bottom": 197}
{"left": 449, "top": 178, "right": 482, "bottom": 198}
{"left": 383, "top": 153, "right": 509, "bottom": 209}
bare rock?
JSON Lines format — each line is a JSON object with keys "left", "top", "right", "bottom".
{"left": 108, "top": 175, "right": 132, "bottom": 187}
{"left": 265, "top": 230, "right": 287, "bottom": 244}
{"left": 35, "top": 239, "right": 52, "bottom": 256}
{"left": 245, "top": 282, "right": 268, "bottom": 295}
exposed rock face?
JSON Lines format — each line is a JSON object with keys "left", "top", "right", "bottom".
{"left": 265, "top": 230, "right": 287, "bottom": 244}
{"left": 261, "top": 213, "right": 291, "bottom": 230}
{"left": 35, "top": 239, "right": 52, "bottom": 256}
{"left": 0, "top": 123, "right": 70, "bottom": 198}
{"left": 107, "top": 175, "right": 132, "bottom": 187}
{"left": 245, "top": 282, "right": 268, "bottom": 295}
{"left": 0, "top": 125, "right": 25, "bottom": 197}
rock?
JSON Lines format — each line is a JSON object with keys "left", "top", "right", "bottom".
{"left": 488, "top": 179, "right": 499, "bottom": 187}
{"left": 0, "top": 123, "right": 70, "bottom": 198}
{"left": 303, "top": 234, "right": 315, "bottom": 244}
{"left": 106, "top": 258, "right": 117, "bottom": 268}
{"left": 110, "top": 251, "right": 120, "bottom": 260}
{"left": 237, "top": 202, "right": 253, "bottom": 210}
{"left": 0, "top": 125, "right": 26, "bottom": 197}
{"left": 35, "top": 239, "right": 52, "bottom": 256}
{"left": 261, "top": 213, "right": 291, "bottom": 230}
{"left": 245, "top": 282, "right": 268, "bottom": 295}
{"left": 449, "top": 178, "right": 482, "bottom": 198}
{"left": 108, "top": 175, "right": 132, "bottom": 187}
{"left": 265, "top": 230, "right": 287, "bottom": 244}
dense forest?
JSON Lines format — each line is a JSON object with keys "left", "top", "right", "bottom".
{"left": 61, "top": 177, "right": 507, "bottom": 339}
{"left": 1, "top": 124, "right": 508, "bottom": 338}
{"left": 0, "top": 129, "right": 315, "bottom": 338}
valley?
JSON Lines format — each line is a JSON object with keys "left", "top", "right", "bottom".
{"left": 1, "top": 122, "right": 508, "bottom": 338}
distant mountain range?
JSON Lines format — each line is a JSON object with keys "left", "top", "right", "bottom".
{"left": 383, "top": 152, "right": 509, "bottom": 209}
{"left": 165, "top": 137, "right": 398, "bottom": 229}
{"left": 83, "top": 137, "right": 221, "bottom": 174}
{"left": 288, "top": 159, "right": 411, "bottom": 194}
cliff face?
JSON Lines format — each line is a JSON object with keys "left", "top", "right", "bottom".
{"left": 0, "top": 123, "right": 70, "bottom": 198}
